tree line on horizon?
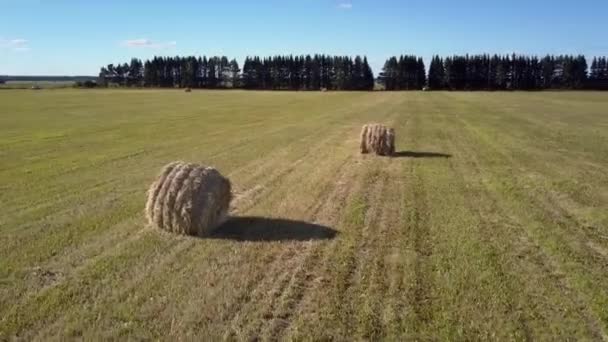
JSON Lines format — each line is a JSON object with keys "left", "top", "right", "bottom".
{"left": 378, "top": 55, "right": 426, "bottom": 90}
{"left": 241, "top": 55, "right": 374, "bottom": 90}
{"left": 424, "top": 54, "right": 598, "bottom": 90}
{"left": 98, "top": 55, "right": 374, "bottom": 90}
{"left": 98, "top": 54, "right": 608, "bottom": 90}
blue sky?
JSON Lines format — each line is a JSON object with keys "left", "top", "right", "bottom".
{"left": 2, "top": 0, "right": 607, "bottom": 75}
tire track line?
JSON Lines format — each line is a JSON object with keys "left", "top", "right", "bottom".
{"left": 217, "top": 132, "right": 362, "bottom": 339}
{"left": 261, "top": 156, "right": 359, "bottom": 341}
{"left": 451, "top": 107, "right": 608, "bottom": 340}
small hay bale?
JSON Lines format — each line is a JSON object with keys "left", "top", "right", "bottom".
{"left": 145, "top": 161, "right": 232, "bottom": 237}
{"left": 360, "top": 123, "right": 395, "bottom": 156}
{"left": 184, "top": 87, "right": 192, "bottom": 92}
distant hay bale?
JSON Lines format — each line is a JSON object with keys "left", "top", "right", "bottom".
{"left": 360, "top": 123, "right": 395, "bottom": 156}
{"left": 320, "top": 87, "right": 328, "bottom": 92}
{"left": 145, "top": 161, "right": 232, "bottom": 237}
{"left": 184, "top": 87, "right": 192, "bottom": 92}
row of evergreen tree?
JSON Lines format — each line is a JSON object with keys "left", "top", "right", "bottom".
{"left": 98, "top": 56, "right": 240, "bottom": 88}
{"left": 99, "top": 54, "right": 608, "bottom": 90}
{"left": 241, "top": 55, "right": 374, "bottom": 90}
{"left": 589, "top": 57, "right": 608, "bottom": 89}
{"left": 98, "top": 55, "right": 374, "bottom": 90}
{"left": 378, "top": 55, "right": 426, "bottom": 90}
{"left": 424, "top": 54, "right": 605, "bottom": 90}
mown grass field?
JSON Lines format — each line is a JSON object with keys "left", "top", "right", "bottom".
{"left": 1, "top": 89, "right": 608, "bottom": 340}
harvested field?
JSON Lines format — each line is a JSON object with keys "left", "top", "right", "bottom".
{"left": 1, "top": 90, "right": 608, "bottom": 340}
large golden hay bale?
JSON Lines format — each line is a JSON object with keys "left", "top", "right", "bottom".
{"left": 360, "top": 123, "right": 395, "bottom": 156}
{"left": 145, "top": 161, "right": 232, "bottom": 237}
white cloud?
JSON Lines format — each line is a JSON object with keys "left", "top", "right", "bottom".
{"left": 0, "top": 38, "right": 30, "bottom": 51}
{"left": 338, "top": 2, "right": 352, "bottom": 9}
{"left": 121, "top": 38, "right": 176, "bottom": 49}
{"left": 7, "top": 39, "right": 27, "bottom": 46}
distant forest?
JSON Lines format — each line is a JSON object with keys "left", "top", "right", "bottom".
{"left": 97, "top": 54, "right": 608, "bottom": 90}
{"left": 0, "top": 75, "right": 96, "bottom": 82}
{"left": 98, "top": 55, "right": 374, "bottom": 90}
{"left": 423, "top": 55, "right": 607, "bottom": 90}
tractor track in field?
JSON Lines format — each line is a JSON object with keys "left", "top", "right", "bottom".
{"left": 240, "top": 108, "right": 401, "bottom": 340}
{"left": 300, "top": 158, "right": 391, "bottom": 339}
{"left": 381, "top": 165, "right": 411, "bottom": 338}
{"left": 352, "top": 160, "right": 402, "bottom": 340}
{"left": 32, "top": 233, "right": 199, "bottom": 339}
{"left": 224, "top": 154, "right": 357, "bottom": 340}
{"left": 450, "top": 109, "right": 608, "bottom": 340}
{"left": 406, "top": 156, "right": 434, "bottom": 329}
{"left": 1, "top": 219, "right": 155, "bottom": 327}
{"left": 216, "top": 98, "right": 402, "bottom": 338}
{"left": 440, "top": 124, "right": 535, "bottom": 339}
{"left": 261, "top": 156, "right": 357, "bottom": 340}
{"left": 219, "top": 152, "right": 355, "bottom": 325}
{"left": 454, "top": 99, "right": 608, "bottom": 262}
{"left": 398, "top": 111, "right": 435, "bottom": 335}
{"left": 275, "top": 160, "right": 369, "bottom": 340}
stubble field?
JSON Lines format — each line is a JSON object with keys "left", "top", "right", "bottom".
{"left": 1, "top": 89, "right": 607, "bottom": 340}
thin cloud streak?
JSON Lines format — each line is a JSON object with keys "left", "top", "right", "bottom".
{"left": 121, "top": 38, "right": 177, "bottom": 49}
{"left": 0, "top": 38, "right": 30, "bottom": 51}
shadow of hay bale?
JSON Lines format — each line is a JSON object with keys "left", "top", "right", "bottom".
{"left": 210, "top": 217, "right": 338, "bottom": 242}
{"left": 392, "top": 151, "right": 452, "bottom": 158}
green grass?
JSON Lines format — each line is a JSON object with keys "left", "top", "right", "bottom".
{"left": 1, "top": 89, "right": 608, "bottom": 340}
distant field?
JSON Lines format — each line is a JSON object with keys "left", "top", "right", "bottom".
{"left": 0, "top": 81, "right": 75, "bottom": 89}
{"left": 1, "top": 89, "right": 607, "bottom": 340}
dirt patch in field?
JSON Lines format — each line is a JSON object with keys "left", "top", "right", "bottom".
{"left": 27, "top": 267, "right": 63, "bottom": 288}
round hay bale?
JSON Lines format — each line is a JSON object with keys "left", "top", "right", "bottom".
{"left": 359, "top": 123, "right": 395, "bottom": 156}
{"left": 145, "top": 161, "right": 232, "bottom": 237}
{"left": 184, "top": 87, "right": 192, "bottom": 92}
